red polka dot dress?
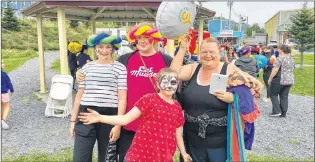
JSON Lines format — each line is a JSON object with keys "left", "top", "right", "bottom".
{"left": 125, "top": 93, "right": 185, "bottom": 162}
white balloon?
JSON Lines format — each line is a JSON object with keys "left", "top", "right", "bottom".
{"left": 156, "top": 1, "right": 196, "bottom": 39}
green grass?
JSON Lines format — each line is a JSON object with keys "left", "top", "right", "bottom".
{"left": 3, "top": 148, "right": 313, "bottom": 162}
{"left": 293, "top": 54, "right": 314, "bottom": 65}
{"left": 50, "top": 59, "right": 61, "bottom": 72}
{"left": 291, "top": 66, "right": 314, "bottom": 97}
{"left": 2, "top": 49, "right": 38, "bottom": 73}
{"left": 258, "top": 66, "right": 314, "bottom": 97}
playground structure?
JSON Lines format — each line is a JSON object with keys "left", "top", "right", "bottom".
{"left": 22, "top": 1, "right": 215, "bottom": 93}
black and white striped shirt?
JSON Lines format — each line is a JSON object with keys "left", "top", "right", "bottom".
{"left": 79, "top": 61, "right": 127, "bottom": 108}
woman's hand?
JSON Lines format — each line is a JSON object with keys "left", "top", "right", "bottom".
{"left": 182, "top": 153, "right": 193, "bottom": 162}
{"left": 109, "top": 125, "right": 121, "bottom": 143}
{"left": 78, "top": 108, "right": 101, "bottom": 125}
{"left": 76, "top": 69, "right": 85, "bottom": 83}
{"left": 180, "top": 34, "right": 191, "bottom": 50}
{"left": 214, "top": 90, "right": 234, "bottom": 103}
{"left": 70, "top": 122, "right": 75, "bottom": 139}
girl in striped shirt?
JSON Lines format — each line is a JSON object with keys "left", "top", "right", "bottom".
{"left": 70, "top": 33, "right": 127, "bottom": 162}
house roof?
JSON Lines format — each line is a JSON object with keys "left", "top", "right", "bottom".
{"left": 265, "top": 7, "right": 314, "bottom": 25}
{"left": 22, "top": 1, "right": 216, "bottom": 22}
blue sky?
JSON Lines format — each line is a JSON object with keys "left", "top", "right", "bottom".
{"left": 202, "top": 1, "right": 314, "bottom": 27}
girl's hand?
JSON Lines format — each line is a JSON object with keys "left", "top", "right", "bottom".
{"left": 182, "top": 153, "right": 193, "bottom": 162}
{"left": 70, "top": 122, "right": 75, "bottom": 139}
{"left": 76, "top": 69, "right": 85, "bottom": 83}
{"left": 109, "top": 125, "right": 121, "bottom": 143}
{"left": 78, "top": 108, "right": 101, "bottom": 125}
{"left": 214, "top": 91, "right": 234, "bottom": 103}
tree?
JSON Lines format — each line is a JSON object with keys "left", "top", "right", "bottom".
{"left": 246, "top": 26, "right": 252, "bottom": 37}
{"left": 251, "top": 23, "right": 265, "bottom": 33}
{"left": 2, "top": 4, "right": 20, "bottom": 31}
{"left": 70, "top": 20, "right": 79, "bottom": 28}
{"left": 233, "top": 25, "right": 239, "bottom": 31}
{"left": 288, "top": 4, "right": 314, "bottom": 68}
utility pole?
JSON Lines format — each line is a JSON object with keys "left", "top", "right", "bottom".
{"left": 227, "top": 1, "right": 233, "bottom": 30}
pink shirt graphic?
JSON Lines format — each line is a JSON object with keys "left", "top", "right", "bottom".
{"left": 124, "top": 51, "right": 167, "bottom": 131}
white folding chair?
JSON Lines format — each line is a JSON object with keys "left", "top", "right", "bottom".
{"left": 45, "top": 75, "right": 73, "bottom": 118}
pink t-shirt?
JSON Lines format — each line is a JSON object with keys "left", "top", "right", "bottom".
{"left": 124, "top": 51, "right": 167, "bottom": 131}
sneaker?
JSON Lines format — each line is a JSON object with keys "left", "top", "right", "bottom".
{"left": 264, "top": 98, "right": 271, "bottom": 102}
{"left": 269, "top": 113, "right": 281, "bottom": 117}
{"left": 2, "top": 120, "right": 10, "bottom": 130}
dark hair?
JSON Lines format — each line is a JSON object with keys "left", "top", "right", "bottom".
{"left": 80, "top": 45, "right": 88, "bottom": 53}
{"left": 279, "top": 44, "right": 291, "bottom": 54}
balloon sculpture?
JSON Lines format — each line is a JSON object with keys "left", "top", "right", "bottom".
{"left": 126, "top": 25, "right": 162, "bottom": 43}
{"left": 156, "top": 1, "right": 197, "bottom": 39}
{"left": 68, "top": 42, "right": 82, "bottom": 54}
{"left": 255, "top": 55, "right": 268, "bottom": 69}
{"left": 269, "top": 55, "right": 276, "bottom": 65}
{"left": 86, "top": 33, "right": 122, "bottom": 50}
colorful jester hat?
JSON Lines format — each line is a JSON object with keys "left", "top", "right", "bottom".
{"left": 126, "top": 25, "right": 163, "bottom": 43}
{"left": 86, "top": 33, "right": 122, "bottom": 50}
{"left": 68, "top": 41, "right": 83, "bottom": 54}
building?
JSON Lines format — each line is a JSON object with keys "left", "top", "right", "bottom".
{"left": 265, "top": 8, "right": 314, "bottom": 44}
{"left": 208, "top": 18, "right": 248, "bottom": 46}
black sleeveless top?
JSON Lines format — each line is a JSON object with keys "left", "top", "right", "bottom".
{"left": 178, "top": 63, "right": 228, "bottom": 148}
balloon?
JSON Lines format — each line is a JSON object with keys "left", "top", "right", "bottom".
{"left": 68, "top": 42, "right": 82, "bottom": 54}
{"left": 269, "top": 55, "right": 276, "bottom": 64}
{"left": 127, "top": 25, "right": 162, "bottom": 43}
{"left": 255, "top": 55, "right": 268, "bottom": 69}
{"left": 156, "top": 1, "right": 196, "bottom": 39}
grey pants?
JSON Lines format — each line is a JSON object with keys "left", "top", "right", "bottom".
{"left": 270, "top": 84, "right": 292, "bottom": 115}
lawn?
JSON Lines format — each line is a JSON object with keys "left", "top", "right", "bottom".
{"left": 3, "top": 148, "right": 313, "bottom": 162}
{"left": 2, "top": 49, "right": 38, "bottom": 73}
{"left": 293, "top": 54, "right": 314, "bottom": 65}
{"left": 258, "top": 66, "right": 314, "bottom": 97}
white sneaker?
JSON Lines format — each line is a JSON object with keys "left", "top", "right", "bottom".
{"left": 2, "top": 120, "right": 10, "bottom": 130}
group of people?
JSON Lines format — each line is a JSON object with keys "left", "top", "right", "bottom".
{"left": 69, "top": 22, "right": 265, "bottom": 162}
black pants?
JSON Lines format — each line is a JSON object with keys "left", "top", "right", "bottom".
{"left": 270, "top": 84, "right": 292, "bottom": 115}
{"left": 263, "top": 71, "right": 271, "bottom": 98}
{"left": 73, "top": 105, "right": 117, "bottom": 162}
{"left": 117, "top": 128, "right": 135, "bottom": 162}
{"left": 70, "top": 69, "right": 76, "bottom": 89}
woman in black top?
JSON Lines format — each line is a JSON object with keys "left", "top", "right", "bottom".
{"left": 171, "top": 37, "right": 262, "bottom": 162}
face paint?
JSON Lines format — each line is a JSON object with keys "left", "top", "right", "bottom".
{"left": 159, "top": 75, "right": 178, "bottom": 91}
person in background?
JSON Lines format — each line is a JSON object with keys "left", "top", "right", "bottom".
{"left": 220, "top": 46, "right": 226, "bottom": 62}
{"left": 262, "top": 47, "right": 274, "bottom": 102}
{"left": 1, "top": 61, "right": 14, "bottom": 130}
{"left": 68, "top": 41, "right": 79, "bottom": 92}
{"left": 234, "top": 46, "right": 259, "bottom": 78}
{"left": 224, "top": 46, "right": 238, "bottom": 64}
{"left": 268, "top": 44, "right": 295, "bottom": 118}
{"left": 76, "top": 44, "right": 92, "bottom": 69}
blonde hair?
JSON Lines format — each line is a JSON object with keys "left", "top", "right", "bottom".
{"left": 200, "top": 38, "right": 220, "bottom": 49}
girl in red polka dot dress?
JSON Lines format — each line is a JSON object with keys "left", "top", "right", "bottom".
{"left": 79, "top": 68, "right": 192, "bottom": 162}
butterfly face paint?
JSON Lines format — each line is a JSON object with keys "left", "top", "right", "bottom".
{"left": 158, "top": 75, "right": 178, "bottom": 91}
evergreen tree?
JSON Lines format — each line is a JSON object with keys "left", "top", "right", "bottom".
{"left": 2, "top": 4, "right": 20, "bottom": 31}
{"left": 288, "top": 3, "right": 314, "bottom": 68}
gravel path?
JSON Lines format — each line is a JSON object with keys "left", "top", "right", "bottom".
{"left": 2, "top": 51, "right": 74, "bottom": 157}
{"left": 2, "top": 53, "right": 314, "bottom": 160}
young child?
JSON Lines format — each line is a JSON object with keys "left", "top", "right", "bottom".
{"left": 234, "top": 46, "right": 260, "bottom": 78}
{"left": 78, "top": 68, "right": 192, "bottom": 162}
{"left": 70, "top": 33, "right": 127, "bottom": 162}
{"left": 1, "top": 61, "right": 14, "bottom": 130}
